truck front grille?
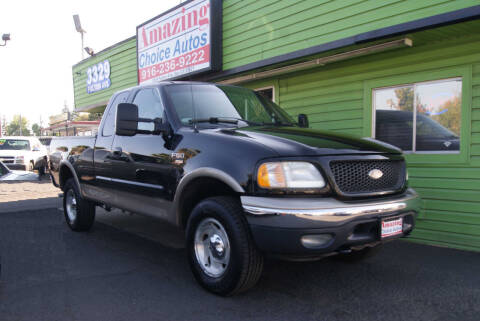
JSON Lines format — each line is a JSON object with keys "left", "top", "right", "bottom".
{"left": 329, "top": 160, "right": 406, "bottom": 196}
{"left": 0, "top": 156, "right": 14, "bottom": 164}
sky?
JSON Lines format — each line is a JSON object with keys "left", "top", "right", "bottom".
{"left": 0, "top": 0, "right": 182, "bottom": 128}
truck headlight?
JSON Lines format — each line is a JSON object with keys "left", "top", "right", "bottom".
{"left": 257, "top": 162, "right": 325, "bottom": 189}
{"left": 15, "top": 156, "right": 24, "bottom": 164}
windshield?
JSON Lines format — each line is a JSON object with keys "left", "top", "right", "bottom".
{"left": 0, "top": 139, "right": 31, "bottom": 151}
{"left": 164, "top": 84, "right": 295, "bottom": 127}
{"left": 416, "top": 114, "right": 458, "bottom": 139}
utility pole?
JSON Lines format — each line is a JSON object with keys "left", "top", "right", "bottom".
{"left": 73, "top": 15, "right": 86, "bottom": 60}
{"left": 19, "top": 114, "right": 22, "bottom": 136}
{"left": 1, "top": 116, "right": 6, "bottom": 136}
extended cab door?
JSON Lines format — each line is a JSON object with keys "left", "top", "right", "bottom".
{"left": 86, "top": 91, "right": 129, "bottom": 204}
{"left": 109, "top": 87, "right": 178, "bottom": 221}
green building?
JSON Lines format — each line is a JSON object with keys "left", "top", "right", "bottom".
{"left": 72, "top": 0, "right": 480, "bottom": 251}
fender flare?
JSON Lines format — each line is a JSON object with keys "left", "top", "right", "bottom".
{"left": 173, "top": 167, "right": 245, "bottom": 226}
{"left": 59, "top": 160, "right": 82, "bottom": 193}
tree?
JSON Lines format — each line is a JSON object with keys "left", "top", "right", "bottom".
{"left": 433, "top": 96, "right": 461, "bottom": 136}
{"left": 6, "top": 115, "right": 31, "bottom": 136}
{"left": 32, "top": 123, "right": 42, "bottom": 136}
{"left": 393, "top": 87, "right": 414, "bottom": 112}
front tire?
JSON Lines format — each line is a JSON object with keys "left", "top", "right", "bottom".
{"left": 63, "top": 178, "right": 95, "bottom": 231}
{"left": 186, "top": 196, "right": 264, "bottom": 296}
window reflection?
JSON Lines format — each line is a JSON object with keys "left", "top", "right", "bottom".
{"left": 374, "top": 78, "right": 461, "bottom": 153}
{"left": 415, "top": 80, "right": 461, "bottom": 151}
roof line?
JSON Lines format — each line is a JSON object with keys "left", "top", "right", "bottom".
{"left": 72, "top": 35, "right": 136, "bottom": 68}
{"left": 199, "top": 5, "right": 480, "bottom": 81}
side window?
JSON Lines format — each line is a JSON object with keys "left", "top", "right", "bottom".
{"left": 102, "top": 92, "right": 129, "bottom": 137}
{"left": 133, "top": 88, "right": 165, "bottom": 131}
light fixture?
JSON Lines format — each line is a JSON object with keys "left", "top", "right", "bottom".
{"left": 0, "top": 33, "right": 10, "bottom": 47}
{"left": 73, "top": 14, "right": 86, "bottom": 59}
{"left": 218, "top": 38, "right": 413, "bottom": 85}
{"left": 84, "top": 47, "right": 95, "bottom": 56}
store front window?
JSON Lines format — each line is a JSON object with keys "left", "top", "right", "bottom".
{"left": 373, "top": 78, "right": 462, "bottom": 153}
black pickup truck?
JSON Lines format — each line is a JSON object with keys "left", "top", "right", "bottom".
{"left": 49, "top": 81, "right": 420, "bottom": 295}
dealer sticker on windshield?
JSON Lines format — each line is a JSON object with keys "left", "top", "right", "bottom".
{"left": 381, "top": 217, "right": 403, "bottom": 238}
{"left": 0, "top": 139, "right": 5, "bottom": 145}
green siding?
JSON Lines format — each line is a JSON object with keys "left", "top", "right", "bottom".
{"left": 69, "top": 0, "right": 480, "bottom": 251}
{"left": 243, "top": 28, "right": 480, "bottom": 252}
{"left": 222, "top": 0, "right": 480, "bottom": 70}
{"left": 72, "top": 38, "right": 137, "bottom": 111}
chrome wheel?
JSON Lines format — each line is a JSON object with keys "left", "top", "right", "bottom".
{"left": 65, "top": 189, "right": 77, "bottom": 222}
{"left": 194, "top": 218, "right": 230, "bottom": 278}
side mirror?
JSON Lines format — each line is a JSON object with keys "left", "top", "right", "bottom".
{"left": 116, "top": 103, "right": 139, "bottom": 136}
{"left": 298, "top": 114, "right": 309, "bottom": 128}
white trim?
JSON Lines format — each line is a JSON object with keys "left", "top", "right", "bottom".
{"left": 96, "top": 175, "right": 164, "bottom": 190}
{"left": 371, "top": 76, "right": 462, "bottom": 154}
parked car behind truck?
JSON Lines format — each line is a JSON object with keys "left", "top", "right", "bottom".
{"left": 49, "top": 82, "right": 420, "bottom": 295}
{"left": 0, "top": 137, "right": 47, "bottom": 174}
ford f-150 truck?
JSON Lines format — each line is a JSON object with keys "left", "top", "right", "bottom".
{"left": 49, "top": 81, "right": 420, "bottom": 296}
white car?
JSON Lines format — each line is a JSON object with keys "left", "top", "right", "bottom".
{"left": 0, "top": 137, "right": 48, "bottom": 173}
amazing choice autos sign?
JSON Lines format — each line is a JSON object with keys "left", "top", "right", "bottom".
{"left": 136, "top": 0, "right": 221, "bottom": 84}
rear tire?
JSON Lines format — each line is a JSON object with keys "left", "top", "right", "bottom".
{"left": 63, "top": 178, "right": 95, "bottom": 231}
{"left": 186, "top": 196, "right": 264, "bottom": 296}
{"left": 334, "top": 245, "right": 382, "bottom": 263}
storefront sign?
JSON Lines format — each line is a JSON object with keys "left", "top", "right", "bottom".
{"left": 86, "top": 60, "right": 111, "bottom": 94}
{"left": 136, "top": 0, "right": 221, "bottom": 84}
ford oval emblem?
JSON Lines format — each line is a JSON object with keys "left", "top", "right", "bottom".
{"left": 368, "top": 169, "right": 383, "bottom": 180}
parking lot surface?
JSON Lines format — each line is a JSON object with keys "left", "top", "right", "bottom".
{"left": 0, "top": 179, "right": 60, "bottom": 213}
{"left": 1, "top": 201, "right": 479, "bottom": 321}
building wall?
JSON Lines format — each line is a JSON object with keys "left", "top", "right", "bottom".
{"left": 72, "top": 37, "right": 137, "bottom": 111}
{"left": 243, "top": 32, "right": 480, "bottom": 251}
{"left": 69, "top": 0, "right": 480, "bottom": 251}
{"left": 222, "top": 0, "right": 480, "bottom": 70}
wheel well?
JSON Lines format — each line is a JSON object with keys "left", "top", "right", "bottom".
{"left": 59, "top": 165, "right": 74, "bottom": 191}
{"left": 178, "top": 177, "right": 239, "bottom": 228}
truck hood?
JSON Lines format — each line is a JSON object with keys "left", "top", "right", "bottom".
{"left": 219, "top": 126, "right": 402, "bottom": 156}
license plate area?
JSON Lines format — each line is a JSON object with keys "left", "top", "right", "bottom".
{"left": 381, "top": 216, "right": 403, "bottom": 239}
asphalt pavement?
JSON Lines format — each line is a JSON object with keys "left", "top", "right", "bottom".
{"left": 0, "top": 206, "right": 479, "bottom": 321}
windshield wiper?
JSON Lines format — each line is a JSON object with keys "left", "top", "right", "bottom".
{"left": 189, "top": 117, "right": 239, "bottom": 125}
{"left": 274, "top": 121, "right": 294, "bottom": 127}
{"left": 189, "top": 117, "right": 265, "bottom": 126}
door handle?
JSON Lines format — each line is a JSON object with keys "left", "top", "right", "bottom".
{"left": 112, "top": 147, "right": 122, "bottom": 158}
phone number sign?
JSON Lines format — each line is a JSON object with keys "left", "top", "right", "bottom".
{"left": 137, "top": 0, "right": 220, "bottom": 84}
{"left": 86, "top": 60, "right": 111, "bottom": 94}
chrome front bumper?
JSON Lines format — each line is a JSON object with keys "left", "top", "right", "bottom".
{"left": 241, "top": 188, "right": 420, "bottom": 224}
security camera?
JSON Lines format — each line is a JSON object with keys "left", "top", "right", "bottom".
{"left": 84, "top": 47, "right": 95, "bottom": 56}
{"left": 2, "top": 34, "right": 10, "bottom": 41}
